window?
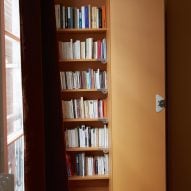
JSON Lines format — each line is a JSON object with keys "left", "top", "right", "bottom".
{"left": 1, "top": 0, "right": 24, "bottom": 190}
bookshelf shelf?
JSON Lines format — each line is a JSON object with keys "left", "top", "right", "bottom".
{"left": 59, "top": 62, "right": 107, "bottom": 71}
{"left": 68, "top": 175, "right": 109, "bottom": 181}
{"left": 57, "top": 28, "right": 107, "bottom": 33}
{"left": 59, "top": 59, "right": 107, "bottom": 63}
{"left": 61, "top": 91, "right": 108, "bottom": 100}
{"left": 63, "top": 118, "right": 108, "bottom": 123}
{"left": 62, "top": 89, "right": 108, "bottom": 93}
{"left": 66, "top": 147, "right": 109, "bottom": 152}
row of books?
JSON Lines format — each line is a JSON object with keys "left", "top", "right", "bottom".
{"left": 62, "top": 98, "right": 107, "bottom": 119}
{"left": 55, "top": 5, "right": 106, "bottom": 29}
{"left": 66, "top": 153, "right": 109, "bottom": 176}
{"left": 66, "top": 125, "right": 108, "bottom": 148}
{"left": 59, "top": 38, "right": 107, "bottom": 60}
{"left": 60, "top": 69, "right": 107, "bottom": 90}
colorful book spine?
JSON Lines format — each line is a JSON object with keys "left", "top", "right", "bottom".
{"left": 55, "top": 4, "right": 106, "bottom": 29}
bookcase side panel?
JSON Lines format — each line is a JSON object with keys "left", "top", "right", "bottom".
{"left": 111, "top": 0, "right": 166, "bottom": 191}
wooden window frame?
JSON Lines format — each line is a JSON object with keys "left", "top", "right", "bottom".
{"left": 0, "top": 0, "right": 24, "bottom": 174}
{"left": 0, "top": 0, "right": 8, "bottom": 173}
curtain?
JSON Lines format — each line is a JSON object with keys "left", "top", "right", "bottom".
{"left": 19, "top": 0, "right": 68, "bottom": 190}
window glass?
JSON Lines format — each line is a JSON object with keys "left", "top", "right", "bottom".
{"left": 3, "top": 0, "right": 24, "bottom": 190}
{"left": 8, "top": 137, "right": 24, "bottom": 191}
{"left": 5, "top": 36, "right": 23, "bottom": 136}
{"left": 4, "top": 0, "right": 20, "bottom": 37}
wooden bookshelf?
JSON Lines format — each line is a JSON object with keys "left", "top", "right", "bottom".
{"left": 68, "top": 175, "right": 109, "bottom": 181}
{"left": 55, "top": 0, "right": 111, "bottom": 190}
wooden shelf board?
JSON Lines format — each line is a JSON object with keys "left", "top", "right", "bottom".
{"left": 59, "top": 59, "right": 107, "bottom": 63}
{"left": 59, "top": 62, "right": 107, "bottom": 71}
{"left": 68, "top": 175, "right": 109, "bottom": 181}
{"left": 62, "top": 89, "right": 108, "bottom": 93}
{"left": 66, "top": 147, "right": 109, "bottom": 152}
{"left": 63, "top": 118, "right": 108, "bottom": 123}
{"left": 57, "top": 28, "right": 107, "bottom": 33}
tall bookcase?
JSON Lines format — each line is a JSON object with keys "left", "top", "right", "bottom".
{"left": 54, "top": 0, "right": 111, "bottom": 191}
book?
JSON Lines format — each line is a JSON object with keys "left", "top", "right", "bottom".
{"left": 102, "top": 5, "right": 106, "bottom": 28}
{"left": 66, "top": 153, "right": 74, "bottom": 176}
{"left": 55, "top": 5, "right": 61, "bottom": 29}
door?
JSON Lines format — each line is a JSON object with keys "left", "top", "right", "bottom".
{"left": 110, "top": 0, "right": 166, "bottom": 191}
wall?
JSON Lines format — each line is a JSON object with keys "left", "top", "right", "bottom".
{"left": 166, "top": 0, "right": 191, "bottom": 190}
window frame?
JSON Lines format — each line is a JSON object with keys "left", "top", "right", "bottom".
{"left": 0, "top": 0, "right": 8, "bottom": 173}
{"left": 0, "top": 0, "right": 24, "bottom": 175}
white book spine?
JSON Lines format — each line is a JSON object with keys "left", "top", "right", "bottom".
{"left": 55, "top": 5, "right": 60, "bottom": 29}
{"left": 76, "top": 40, "right": 81, "bottom": 59}
{"left": 79, "top": 127, "right": 83, "bottom": 147}
{"left": 81, "top": 6, "right": 85, "bottom": 29}
{"left": 62, "top": 6, "right": 65, "bottom": 28}
{"left": 58, "top": 42, "right": 63, "bottom": 60}
{"left": 88, "top": 5, "right": 91, "bottom": 28}
{"left": 103, "top": 38, "right": 107, "bottom": 60}
{"left": 89, "top": 100, "right": 94, "bottom": 118}
{"left": 80, "top": 97, "right": 85, "bottom": 118}
{"left": 75, "top": 128, "right": 78, "bottom": 147}
{"left": 95, "top": 69, "right": 100, "bottom": 89}
{"left": 99, "top": 100, "right": 103, "bottom": 118}
{"left": 80, "top": 41, "right": 86, "bottom": 59}
{"left": 96, "top": 7, "right": 99, "bottom": 28}
{"left": 70, "top": 100, "right": 74, "bottom": 118}
{"left": 74, "top": 99, "right": 78, "bottom": 118}
{"left": 82, "top": 125, "right": 86, "bottom": 147}
{"left": 104, "top": 154, "right": 109, "bottom": 175}
{"left": 73, "top": 41, "right": 80, "bottom": 60}
{"left": 92, "top": 7, "right": 96, "bottom": 28}
{"left": 63, "top": 42, "right": 67, "bottom": 60}
{"left": 86, "top": 38, "right": 93, "bottom": 59}
{"left": 104, "top": 71, "right": 107, "bottom": 89}
{"left": 93, "top": 41, "right": 98, "bottom": 59}
{"left": 77, "top": 9, "right": 80, "bottom": 28}
{"left": 69, "top": 39, "right": 73, "bottom": 59}
{"left": 84, "top": 100, "right": 88, "bottom": 118}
